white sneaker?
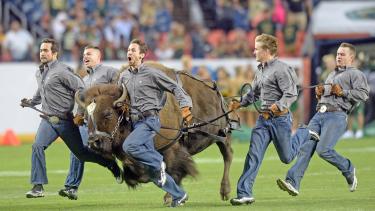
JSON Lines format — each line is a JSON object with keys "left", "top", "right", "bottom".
{"left": 26, "top": 185, "right": 45, "bottom": 198}
{"left": 347, "top": 168, "right": 358, "bottom": 192}
{"left": 171, "top": 193, "right": 188, "bottom": 207}
{"left": 342, "top": 130, "right": 354, "bottom": 139}
{"left": 309, "top": 130, "right": 320, "bottom": 142}
{"left": 157, "top": 161, "right": 166, "bottom": 187}
{"left": 276, "top": 178, "right": 299, "bottom": 196}
{"left": 355, "top": 130, "right": 364, "bottom": 139}
{"left": 230, "top": 196, "right": 255, "bottom": 205}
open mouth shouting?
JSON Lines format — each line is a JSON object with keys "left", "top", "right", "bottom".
{"left": 84, "top": 58, "right": 91, "bottom": 66}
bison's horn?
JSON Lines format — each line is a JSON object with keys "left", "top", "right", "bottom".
{"left": 113, "top": 84, "right": 127, "bottom": 107}
{"left": 75, "top": 90, "right": 86, "bottom": 108}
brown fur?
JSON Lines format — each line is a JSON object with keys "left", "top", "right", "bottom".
{"left": 83, "top": 62, "right": 235, "bottom": 201}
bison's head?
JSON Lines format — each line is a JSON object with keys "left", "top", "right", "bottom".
{"left": 75, "top": 84, "right": 130, "bottom": 158}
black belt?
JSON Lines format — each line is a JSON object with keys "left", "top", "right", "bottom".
{"left": 40, "top": 113, "right": 73, "bottom": 124}
{"left": 317, "top": 104, "right": 346, "bottom": 113}
{"left": 130, "top": 109, "right": 159, "bottom": 122}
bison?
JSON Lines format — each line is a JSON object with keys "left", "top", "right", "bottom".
{"left": 75, "top": 62, "right": 238, "bottom": 203}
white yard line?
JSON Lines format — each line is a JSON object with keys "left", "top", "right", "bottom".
{"left": 1, "top": 147, "right": 373, "bottom": 176}
{"left": 0, "top": 170, "right": 70, "bottom": 177}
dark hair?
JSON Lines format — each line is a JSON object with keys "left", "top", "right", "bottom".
{"left": 130, "top": 39, "right": 148, "bottom": 54}
{"left": 84, "top": 45, "right": 100, "bottom": 51}
{"left": 340, "top": 42, "right": 356, "bottom": 56}
{"left": 41, "top": 38, "right": 60, "bottom": 54}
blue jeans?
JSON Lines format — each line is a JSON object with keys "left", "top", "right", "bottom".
{"left": 30, "top": 119, "right": 114, "bottom": 185}
{"left": 122, "top": 115, "right": 186, "bottom": 200}
{"left": 64, "top": 125, "right": 88, "bottom": 188}
{"left": 285, "top": 111, "right": 353, "bottom": 190}
{"left": 236, "top": 113, "right": 309, "bottom": 198}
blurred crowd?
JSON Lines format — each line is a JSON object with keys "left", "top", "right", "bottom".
{"left": 181, "top": 54, "right": 304, "bottom": 130}
{"left": 0, "top": 0, "right": 313, "bottom": 63}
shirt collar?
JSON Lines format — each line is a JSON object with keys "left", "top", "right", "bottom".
{"left": 335, "top": 66, "right": 354, "bottom": 72}
{"left": 87, "top": 63, "right": 102, "bottom": 74}
{"left": 128, "top": 63, "right": 145, "bottom": 73}
{"left": 257, "top": 58, "right": 277, "bottom": 70}
{"left": 40, "top": 59, "right": 58, "bottom": 73}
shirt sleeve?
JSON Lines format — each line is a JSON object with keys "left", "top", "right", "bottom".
{"left": 153, "top": 70, "right": 193, "bottom": 109}
{"left": 117, "top": 71, "right": 129, "bottom": 86}
{"left": 60, "top": 70, "right": 85, "bottom": 115}
{"left": 60, "top": 71, "right": 85, "bottom": 93}
{"left": 107, "top": 67, "right": 119, "bottom": 84}
{"left": 342, "top": 71, "right": 370, "bottom": 103}
{"left": 274, "top": 67, "right": 298, "bottom": 110}
{"left": 31, "top": 87, "right": 42, "bottom": 106}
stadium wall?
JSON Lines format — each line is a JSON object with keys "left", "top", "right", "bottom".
{"left": 0, "top": 58, "right": 304, "bottom": 142}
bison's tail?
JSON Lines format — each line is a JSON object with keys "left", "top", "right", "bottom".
{"left": 166, "top": 146, "right": 198, "bottom": 184}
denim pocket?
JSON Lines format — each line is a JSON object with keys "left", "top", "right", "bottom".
{"left": 146, "top": 116, "right": 161, "bottom": 131}
{"left": 273, "top": 114, "right": 292, "bottom": 129}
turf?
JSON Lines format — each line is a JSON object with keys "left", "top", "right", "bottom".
{"left": 0, "top": 138, "right": 374, "bottom": 210}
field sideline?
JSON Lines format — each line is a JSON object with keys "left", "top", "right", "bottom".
{"left": 0, "top": 138, "right": 374, "bottom": 210}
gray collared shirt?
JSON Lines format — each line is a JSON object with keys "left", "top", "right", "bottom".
{"left": 118, "top": 63, "right": 192, "bottom": 113}
{"left": 319, "top": 66, "right": 369, "bottom": 111}
{"left": 241, "top": 58, "right": 298, "bottom": 111}
{"left": 77, "top": 64, "right": 119, "bottom": 115}
{"left": 30, "top": 60, "right": 84, "bottom": 118}
{"left": 83, "top": 64, "right": 118, "bottom": 87}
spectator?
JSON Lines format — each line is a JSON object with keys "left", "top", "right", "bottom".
{"left": 155, "top": 0, "right": 173, "bottom": 33}
{"left": 216, "top": 66, "right": 231, "bottom": 97}
{"left": 342, "top": 103, "right": 365, "bottom": 139}
{"left": 256, "top": 8, "right": 277, "bottom": 36}
{"left": 51, "top": 11, "right": 68, "bottom": 42}
{"left": 198, "top": 0, "right": 217, "bottom": 29}
{"left": 0, "top": 25, "right": 9, "bottom": 61}
{"left": 249, "top": 0, "right": 270, "bottom": 28}
{"left": 171, "top": 0, "right": 191, "bottom": 29}
{"left": 272, "top": 0, "right": 286, "bottom": 30}
{"left": 168, "top": 22, "right": 189, "bottom": 59}
{"left": 285, "top": 0, "right": 311, "bottom": 31}
{"left": 48, "top": 0, "right": 67, "bottom": 16}
{"left": 320, "top": 54, "right": 336, "bottom": 83}
{"left": 240, "top": 65, "right": 257, "bottom": 128}
{"left": 281, "top": 23, "right": 300, "bottom": 56}
{"left": 196, "top": 65, "right": 212, "bottom": 81}
{"left": 181, "top": 54, "right": 197, "bottom": 74}
{"left": 227, "top": 29, "right": 252, "bottom": 58}
{"left": 60, "top": 22, "right": 76, "bottom": 62}
{"left": 155, "top": 37, "right": 174, "bottom": 60}
{"left": 3, "top": 20, "right": 34, "bottom": 61}
{"left": 232, "top": 0, "right": 249, "bottom": 31}
{"left": 215, "top": 0, "right": 234, "bottom": 32}
{"left": 190, "top": 24, "right": 213, "bottom": 58}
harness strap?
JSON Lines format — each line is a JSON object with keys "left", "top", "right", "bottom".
{"left": 192, "top": 129, "right": 226, "bottom": 143}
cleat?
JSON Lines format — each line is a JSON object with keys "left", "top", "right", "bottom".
{"left": 347, "top": 168, "right": 358, "bottom": 192}
{"left": 26, "top": 184, "right": 44, "bottom": 198}
{"left": 277, "top": 179, "right": 299, "bottom": 196}
{"left": 171, "top": 193, "right": 188, "bottom": 207}
{"left": 58, "top": 187, "right": 78, "bottom": 200}
{"left": 230, "top": 197, "right": 255, "bottom": 206}
{"left": 309, "top": 130, "right": 320, "bottom": 142}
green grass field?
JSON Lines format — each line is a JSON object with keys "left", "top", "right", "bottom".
{"left": 0, "top": 138, "right": 374, "bottom": 210}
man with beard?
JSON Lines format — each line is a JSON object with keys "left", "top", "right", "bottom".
{"left": 21, "top": 39, "right": 122, "bottom": 198}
